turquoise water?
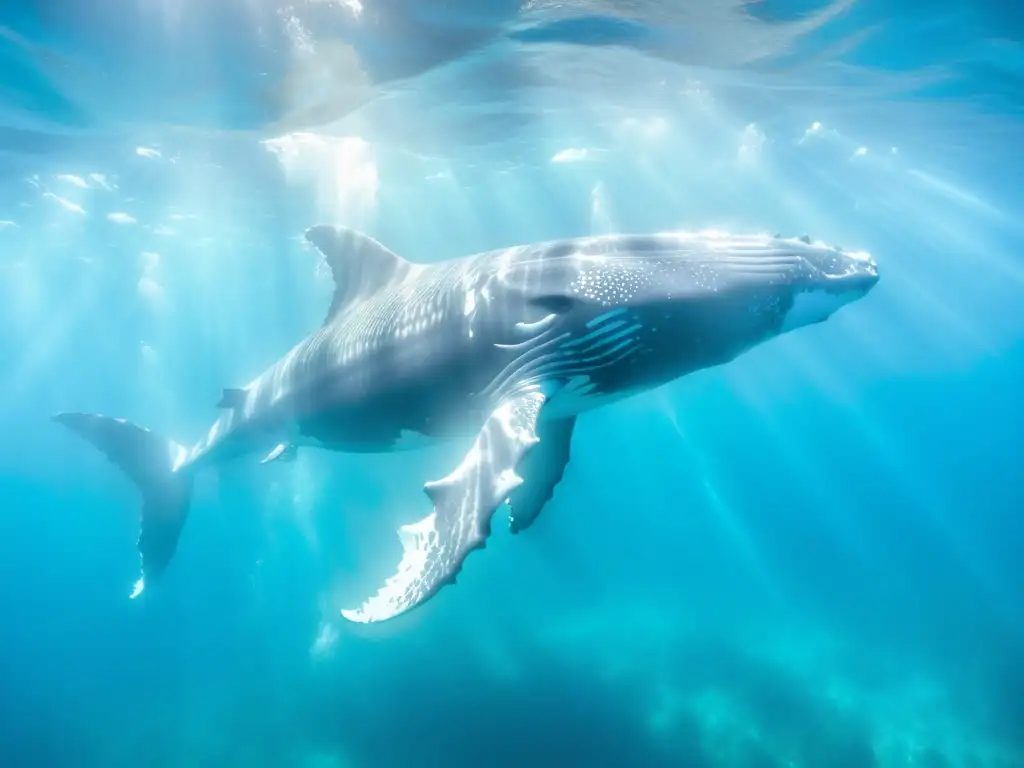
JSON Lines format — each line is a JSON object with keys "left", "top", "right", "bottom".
{"left": 2, "top": 1, "right": 1023, "bottom": 766}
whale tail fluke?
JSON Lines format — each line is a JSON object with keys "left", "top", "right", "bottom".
{"left": 52, "top": 412, "right": 193, "bottom": 597}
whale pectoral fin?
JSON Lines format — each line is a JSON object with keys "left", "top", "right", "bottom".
{"left": 340, "top": 388, "right": 547, "bottom": 624}
{"left": 260, "top": 443, "right": 297, "bottom": 464}
{"left": 507, "top": 416, "right": 575, "bottom": 534}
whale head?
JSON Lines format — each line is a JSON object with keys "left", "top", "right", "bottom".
{"left": 769, "top": 233, "right": 879, "bottom": 332}
{"left": 559, "top": 230, "right": 878, "bottom": 326}
{"left": 505, "top": 230, "right": 879, "bottom": 403}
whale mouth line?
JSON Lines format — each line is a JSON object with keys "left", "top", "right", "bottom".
{"left": 798, "top": 246, "right": 878, "bottom": 283}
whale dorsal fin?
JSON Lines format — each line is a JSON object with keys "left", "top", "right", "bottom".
{"left": 217, "top": 388, "right": 246, "bottom": 409}
{"left": 304, "top": 225, "right": 411, "bottom": 324}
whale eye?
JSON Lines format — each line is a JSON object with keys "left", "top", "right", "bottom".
{"left": 529, "top": 295, "right": 577, "bottom": 314}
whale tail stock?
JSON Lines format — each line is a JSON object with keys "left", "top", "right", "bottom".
{"left": 52, "top": 412, "right": 192, "bottom": 598}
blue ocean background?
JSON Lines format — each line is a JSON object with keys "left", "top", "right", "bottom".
{"left": 2, "top": 1, "right": 1022, "bottom": 766}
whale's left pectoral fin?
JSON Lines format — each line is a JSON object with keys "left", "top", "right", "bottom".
{"left": 507, "top": 416, "right": 575, "bottom": 534}
{"left": 340, "top": 388, "right": 547, "bottom": 624}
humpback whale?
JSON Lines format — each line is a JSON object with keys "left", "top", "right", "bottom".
{"left": 54, "top": 226, "right": 879, "bottom": 623}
